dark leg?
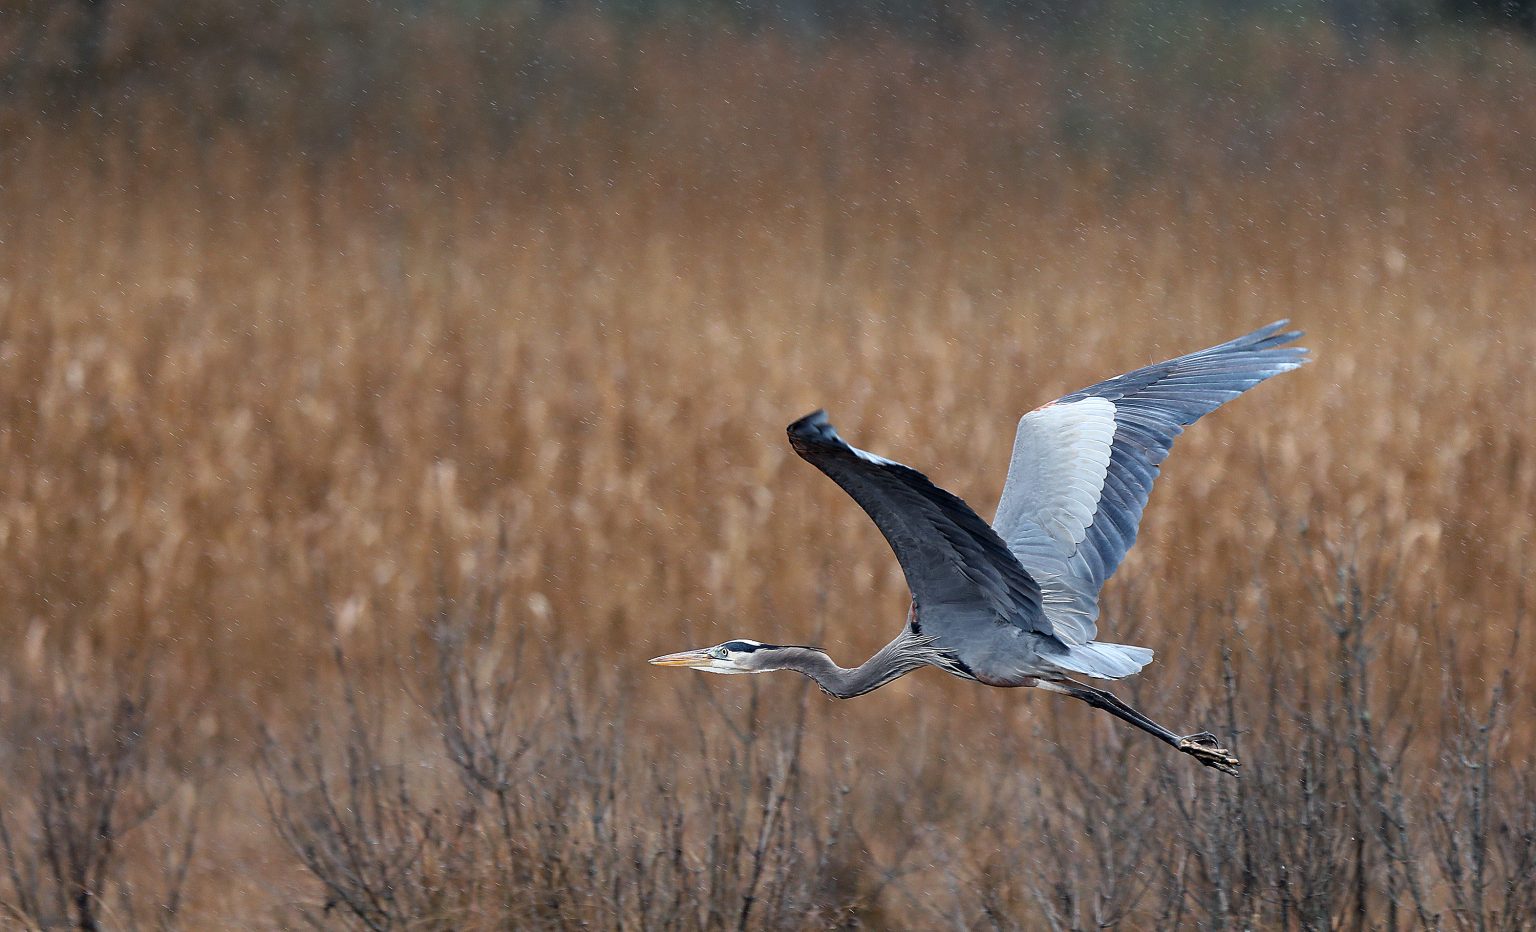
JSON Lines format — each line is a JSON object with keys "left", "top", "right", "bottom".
{"left": 1036, "top": 677, "right": 1239, "bottom": 776}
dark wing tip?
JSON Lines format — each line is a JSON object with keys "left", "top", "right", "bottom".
{"left": 788, "top": 408, "right": 828, "bottom": 429}
{"left": 1241, "top": 319, "right": 1309, "bottom": 356}
{"left": 1194, "top": 320, "right": 1310, "bottom": 374}
{"left": 787, "top": 409, "right": 844, "bottom": 453}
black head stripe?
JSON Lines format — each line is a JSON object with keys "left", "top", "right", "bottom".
{"left": 721, "top": 641, "right": 824, "bottom": 654}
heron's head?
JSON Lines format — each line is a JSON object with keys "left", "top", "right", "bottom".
{"left": 648, "top": 639, "right": 799, "bottom": 674}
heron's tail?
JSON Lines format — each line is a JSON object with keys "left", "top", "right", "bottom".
{"left": 1050, "top": 641, "right": 1154, "bottom": 680}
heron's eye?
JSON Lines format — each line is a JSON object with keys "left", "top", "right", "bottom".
{"left": 711, "top": 646, "right": 729, "bottom": 660}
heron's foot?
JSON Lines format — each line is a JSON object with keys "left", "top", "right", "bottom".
{"left": 1177, "top": 732, "right": 1239, "bottom": 776}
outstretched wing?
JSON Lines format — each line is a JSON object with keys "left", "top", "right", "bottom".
{"left": 788, "top": 410, "right": 1053, "bottom": 640}
{"left": 993, "top": 320, "right": 1309, "bottom": 645}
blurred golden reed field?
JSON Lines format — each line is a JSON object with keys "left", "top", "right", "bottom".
{"left": 1, "top": 12, "right": 1535, "bottom": 928}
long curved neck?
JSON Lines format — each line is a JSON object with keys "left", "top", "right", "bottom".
{"left": 776, "top": 632, "right": 933, "bottom": 699}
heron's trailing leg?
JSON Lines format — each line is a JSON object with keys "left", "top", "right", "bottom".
{"left": 1038, "top": 678, "right": 1239, "bottom": 776}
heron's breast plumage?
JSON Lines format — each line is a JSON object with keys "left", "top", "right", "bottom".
{"left": 928, "top": 622, "right": 1055, "bottom": 687}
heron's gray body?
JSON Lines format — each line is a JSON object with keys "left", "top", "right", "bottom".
{"left": 653, "top": 322, "right": 1309, "bottom": 775}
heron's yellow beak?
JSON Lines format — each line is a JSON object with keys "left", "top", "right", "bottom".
{"left": 648, "top": 649, "right": 715, "bottom": 668}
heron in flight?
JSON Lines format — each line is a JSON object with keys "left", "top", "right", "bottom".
{"left": 652, "top": 322, "right": 1308, "bottom": 775}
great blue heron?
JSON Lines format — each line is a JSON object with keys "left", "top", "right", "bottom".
{"left": 652, "top": 322, "right": 1308, "bottom": 776}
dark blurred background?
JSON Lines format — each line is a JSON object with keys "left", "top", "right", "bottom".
{"left": 6, "top": 0, "right": 1533, "bottom": 133}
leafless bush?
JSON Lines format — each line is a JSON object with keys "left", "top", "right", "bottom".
{"left": 261, "top": 580, "right": 885, "bottom": 929}
{"left": 258, "top": 645, "right": 477, "bottom": 931}
{"left": 0, "top": 670, "right": 197, "bottom": 930}
{"left": 1428, "top": 668, "right": 1536, "bottom": 932}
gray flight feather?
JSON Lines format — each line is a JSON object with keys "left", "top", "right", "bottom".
{"left": 787, "top": 411, "right": 1060, "bottom": 672}
{"left": 993, "top": 320, "right": 1310, "bottom": 645}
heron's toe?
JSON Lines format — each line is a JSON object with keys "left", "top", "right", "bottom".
{"left": 1177, "top": 734, "right": 1239, "bottom": 777}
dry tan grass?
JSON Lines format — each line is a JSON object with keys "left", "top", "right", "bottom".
{"left": 1, "top": 17, "right": 1535, "bottom": 927}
